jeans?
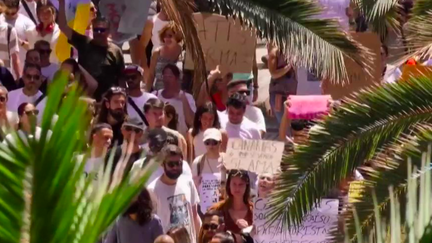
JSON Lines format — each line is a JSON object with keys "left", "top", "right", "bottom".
{"left": 270, "top": 92, "right": 291, "bottom": 137}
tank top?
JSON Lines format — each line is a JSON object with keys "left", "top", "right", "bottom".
{"left": 154, "top": 55, "right": 178, "bottom": 90}
{"left": 269, "top": 53, "right": 298, "bottom": 95}
{"left": 151, "top": 15, "right": 169, "bottom": 52}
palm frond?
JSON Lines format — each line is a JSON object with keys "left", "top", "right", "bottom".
{"left": 208, "top": 0, "right": 370, "bottom": 84}
{"left": 403, "top": 11, "right": 432, "bottom": 61}
{"left": 353, "top": 0, "right": 400, "bottom": 40}
{"left": 268, "top": 77, "right": 432, "bottom": 230}
{"left": 412, "top": 0, "right": 432, "bottom": 18}
{"left": 0, "top": 74, "right": 156, "bottom": 243}
{"left": 160, "top": 0, "right": 207, "bottom": 97}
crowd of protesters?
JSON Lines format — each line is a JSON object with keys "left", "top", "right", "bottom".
{"left": 0, "top": 0, "right": 420, "bottom": 243}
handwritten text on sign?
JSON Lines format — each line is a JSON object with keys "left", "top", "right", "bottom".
{"left": 224, "top": 139, "right": 284, "bottom": 174}
{"left": 199, "top": 173, "right": 221, "bottom": 213}
{"left": 254, "top": 198, "right": 338, "bottom": 243}
{"left": 184, "top": 13, "right": 256, "bottom": 73}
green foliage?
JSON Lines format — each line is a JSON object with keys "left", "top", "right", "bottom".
{"left": 0, "top": 74, "right": 156, "bottom": 243}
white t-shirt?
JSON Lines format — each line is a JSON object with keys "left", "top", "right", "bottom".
{"left": 0, "top": 23, "right": 19, "bottom": 71}
{"left": 127, "top": 92, "right": 157, "bottom": 124}
{"left": 192, "top": 131, "right": 206, "bottom": 159}
{"left": 26, "top": 24, "right": 61, "bottom": 64}
{"left": 217, "top": 108, "right": 264, "bottom": 132}
{"left": 147, "top": 176, "right": 199, "bottom": 243}
{"left": 131, "top": 158, "right": 193, "bottom": 186}
{"left": 191, "top": 155, "right": 221, "bottom": 177}
{"left": 7, "top": 88, "right": 43, "bottom": 112}
{"left": 221, "top": 118, "right": 261, "bottom": 140}
{"left": 1, "top": 14, "right": 36, "bottom": 74}
{"left": 76, "top": 155, "right": 105, "bottom": 182}
{"left": 153, "top": 90, "right": 196, "bottom": 135}
{"left": 41, "top": 63, "right": 59, "bottom": 82}
{"left": 4, "top": 126, "right": 52, "bottom": 145}
{"left": 18, "top": 0, "right": 38, "bottom": 25}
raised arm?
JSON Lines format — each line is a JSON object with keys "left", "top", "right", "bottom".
{"left": 78, "top": 65, "right": 98, "bottom": 96}
{"left": 57, "top": 0, "right": 73, "bottom": 39}
{"left": 139, "top": 19, "right": 154, "bottom": 72}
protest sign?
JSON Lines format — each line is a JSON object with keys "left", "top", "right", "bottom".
{"left": 224, "top": 139, "right": 284, "bottom": 174}
{"left": 184, "top": 13, "right": 256, "bottom": 73}
{"left": 287, "top": 95, "right": 332, "bottom": 120}
{"left": 400, "top": 65, "right": 432, "bottom": 82}
{"left": 99, "top": 0, "right": 136, "bottom": 44}
{"left": 322, "top": 32, "right": 382, "bottom": 100}
{"left": 254, "top": 198, "right": 338, "bottom": 243}
{"left": 118, "top": 0, "right": 151, "bottom": 35}
{"left": 199, "top": 173, "right": 221, "bottom": 213}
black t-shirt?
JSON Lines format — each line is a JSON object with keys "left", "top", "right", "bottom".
{"left": 0, "top": 66, "right": 16, "bottom": 91}
{"left": 69, "top": 31, "right": 125, "bottom": 101}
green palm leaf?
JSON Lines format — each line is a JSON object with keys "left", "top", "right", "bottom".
{"left": 268, "top": 77, "right": 432, "bottom": 231}
{"left": 0, "top": 74, "right": 156, "bottom": 243}
{"left": 412, "top": 0, "right": 432, "bottom": 17}
{"left": 209, "top": 0, "right": 370, "bottom": 84}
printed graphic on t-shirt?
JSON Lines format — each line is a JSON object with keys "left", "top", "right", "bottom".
{"left": 168, "top": 194, "right": 190, "bottom": 227}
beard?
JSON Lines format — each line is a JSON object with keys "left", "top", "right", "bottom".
{"left": 165, "top": 169, "right": 182, "bottom": 180}
{"left": 109, "top": 108, "right": 125, "bottom": 121}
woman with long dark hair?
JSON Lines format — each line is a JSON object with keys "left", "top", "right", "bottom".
{"left": 104, "top": 188, "right": 163, "bottom": 243}
{"left": 209, "top": 170, "right": 253, "bottom": 242}
{"left": 187, "top": 102, "right": 227, "bottom": 162}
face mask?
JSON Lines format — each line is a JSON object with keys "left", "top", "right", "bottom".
{"left": 109, "top": 108, "right": 124, "bottom": 121}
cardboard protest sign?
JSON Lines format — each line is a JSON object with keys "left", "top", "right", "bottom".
{"left": 254, "top": 198, "right": 338, "bottom": 243}
{"left": 184, "top": 13, "right": 256, "bottom": 73}
{"left": 99, "top": 0, "right": 136, "bottom": 44}
{"left": 199, "top": 173, "right": 221, "bottom": 213}
{"left": 400, "top": 65, "right": 432, "bottom": 82}
{"left": 224, "top": 139, "right": 284, "bottom": 174}
{"left": 322, "top": 32, "right": 382, "bottom": 100}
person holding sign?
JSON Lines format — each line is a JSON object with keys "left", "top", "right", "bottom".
{"left": 209, "top": 169, "right": 253, "bottom": 243}
{"left": 191, "top": 128, "right": 225, "bottom": 215}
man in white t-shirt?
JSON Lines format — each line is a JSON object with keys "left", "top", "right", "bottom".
{"left": 76, "top": 123, "right": 113, "bottom": 181}
{"left": 147, "top": 144, "right": 201, "bottom": 243}
{"left": 18, "top": 0, "right": 38, "bottom": 25}
{"left": 224, "top": 78, "right": 266, "bottom": 136}
{"left": 1, "top": 0, "right": 36, "bottom": 75}
{"left": 34, "top": 40, "right": 58, "bottom": 82}
{"left": 0, "top": 20, "right": 20, "bottom": 78}
{"left": 153, "top": 64, "right": 196, "bottom": 136}
{"left": 7, "top": 63, "right": 44, "bottom": 112}
{"left": 121, "top": 64, "right": 156, "bottom": 126}
{"left": 222, "top": 93, "right": 261, "bottom": 140}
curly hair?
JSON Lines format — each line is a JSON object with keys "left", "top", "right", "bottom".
{"left": 123, "top": 188, "right": 154, "bottom": 225}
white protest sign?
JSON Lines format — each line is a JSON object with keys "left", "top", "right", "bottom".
{"left": 99, "top": 0, "right": 136, "bottom": 44}
{"left": 199, "top": 173, "right": 221, "bottom": 213}
{"left": 117, "top": 0, "right": 151, "bottom": 35}
{"left": 224, "top": 139, "right": 284, "bottom": 174}
{"left": 254, "top": 198, "right": 338, "bottom": 243}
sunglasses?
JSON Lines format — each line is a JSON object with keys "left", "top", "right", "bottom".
{"left": 25, "top": 110, "right": 39, "bottom": 116}
{"left": 38, "top": 49, "right": 51, "bottom": 55}
{"left": 0, "top": 96, "right": 6, "bottom": 103}
{"left": 166, "top": 160, "right": 181, "bottom": 168}
{"left": 124, "top": 126, "right": 142, "bottom": 133}
{"left": 204, "top": 139, "right": 219, "bottom": 146}
{"left": 259, "top": 176, "right": 273, "bottom": 182}
{"left": 238, "top": 90, "right": 250, "bottom": 96}
{"left": 25, "top": 74, "right": 40, "bottom": 81}
{"left": 93, "top": 27, "right": 107, "bottom": 34}
{"left": 203, "top": 223, "right": 219, "bottom": 231}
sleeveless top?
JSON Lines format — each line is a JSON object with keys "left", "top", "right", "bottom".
{"left": 151, "top": 15, "right": 169, "bottom": 52}
{"left": 269, "top": 53, "right": 298, "bottom": 95}
{"left": 154, "top": 55, "right": 178, "bottom": 90}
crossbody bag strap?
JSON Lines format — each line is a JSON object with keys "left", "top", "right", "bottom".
{"left": 21, "top": 0, "right": 37, "bottom": 25}
{"left": 127, "top": 97, "right": 149, "bottom": 126}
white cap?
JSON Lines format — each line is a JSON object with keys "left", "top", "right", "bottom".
{"left": 203, "top": 128, "right": 222, "bottom": 142}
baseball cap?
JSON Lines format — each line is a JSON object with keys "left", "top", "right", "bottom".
{"left": 203, "top": 128, "right": 222, "bottom": 142}
{"left": 123, "top": 64, "right": 144, "bottom": 76}
{"left": 123, "top": 117, "right": 144, "bottom": 131}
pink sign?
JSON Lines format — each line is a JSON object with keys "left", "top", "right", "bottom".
{"left": 287, "top": 95, "right": 331, "bottom": 120}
